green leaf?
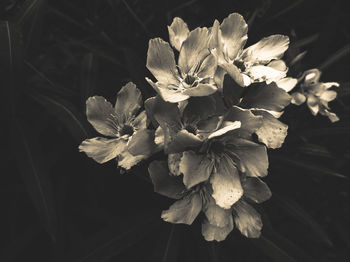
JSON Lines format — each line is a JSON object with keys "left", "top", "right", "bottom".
{"left": 273, "top": 194, "right": 333, "bottom": 246}
{"left": 10, "top": 119, "right": 57, "bottom": 242}
{"left": 30, "top": 92, "right": 92, "bottom": 142}
{"left": 271, "top": 155, "right": 347, "bottom": 179}
{"left": 80, "top": 53, "right": 99, "bottom": 107}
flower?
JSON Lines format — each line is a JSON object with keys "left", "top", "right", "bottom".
{"left": 146, "top": 24, "right": 218, "bottom": 103}
{"left": 79, "top": 82, "right": 157, "bottom": 170}
{"left": 148, "top": 156, "right": 271, "bottom": 241}
{"left": 209, "top": 13, "right": 290, "bottom": 88}
{"left": 291, "top": 68, "right": 339, "bottom": 122}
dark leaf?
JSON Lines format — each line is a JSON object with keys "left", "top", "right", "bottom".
{"left": 10, "top": 119, "right": 57, "bottom": 242}
{"left": 30, "top": 92, "right": 92, "bottom": 142}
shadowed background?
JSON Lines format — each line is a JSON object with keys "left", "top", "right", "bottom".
{"left": 1, "top": 0, "right": 350, "bottom": 261}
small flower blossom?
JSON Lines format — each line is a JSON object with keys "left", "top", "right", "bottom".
{"left": 209, "top": 13, "right": 290, "bottom": 88}
{"left": 291, "top": 68, "right": 339, "bottom": 122}
{"left": 79, "top": 82, "right": 156, "bottom": 170}
{"left": 146, "top": 25, "right": 218, "bottom": 103}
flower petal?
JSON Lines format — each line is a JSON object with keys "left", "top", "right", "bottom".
{"left": 320, "top": 90, "right": 337, "bottom": 102}
{"left": 241, "top": 35, "right": 290, "bottom": 64}
{"left": 228, "top": 138, "right": 268, "bottom": 177}
{"left": 233, "top": 200, "right": 262, "bottom": 238}
{"left": 219, "top": 62, "right": 246, "bottom": 87}
{"left": 210, "top": 156, "right": 243, "bottom": 209}
{"left": 253, "top": 110, "right": 288, "bottom": 149}
{"left": 242, "top": 177, "right": 272, "bottom": 203}
{"left": 240, "top": 82, "right": 291, "bottom": 112}
{"left": 204, "top": 194, "right": 233, "bottom": 227}
{"left": 222, "top": 73, "right": 246, "bottom": 106}
{"left": 79, "top": 137, "right": 126, "bottom": 163}
{"left": 201, "top": 218, "right": 234, "bottom": 242}
{"left": 148, "top": 160, "right": 186, "bottom": 199}
{"left": 208, "top": 121, "right": 241, "bottom": 139}
{"left": 146, "top": 38, "right": 179, "bottom": 85}
{"left": 178, "top": 27, "right": 211, "bottom": 75}
{"left": 303, "top": 68, "right": 321, "bottom": 85}
{"left": 132, "top": 110, "right": 147, "bottom": 130}
{"left": 114, "top": 82, "right": 142, "bottom": 122}
{"left": 145, "top": 77, "right": 189, "bottom": 103}
{"left": 291, "top": 92, "right": 306, "bottom": 105}
{"left": 220, "top": 13, "right": 248, "bottom": 60}
{"left": 225, "top": 106, "right": 263, "bottom": 139}
{"left": 86, "top": 96, "right": 118, "bottom": 137}
{"left": 322, "top": 110, "right": 339, "bottom": 123}
{"left": 276, "top": 77, "right": 297, "bottom": 92}
{"left": 307, "top": 95, "right": 319, "bottom": 115}
{"left": 168, "top": 17, "right": 190, "bottom": 51}
{"left": 197, "top": 53, "right": 217, "bottom": 79}
{"left": 246, "top": 64, "right": 287, "bottom": 83}
{"left": 117, "top": 149, "right": 145, "bottom": 170}
{"left": 179, "top": 151, "right": 214, "bottom": 189}
{"left": 127, "top": 129, "right": 157, "bottom": 156}
{"left": 155, "top": 126, "right": 165, "bottom": 147}
{"left": 182, "top": 96, "right": 217, "bottom": 125}
{"left": 167, "top": 130, "right": 203, "bottom": 153}
{"left": 168, "top": 153, "right": 183, "bottom": 176}
{"left": 161, "top": 192, "right": 202, "bottom": 225}
{"left": 182, "top": 83, "right": 217, "bottom": 97}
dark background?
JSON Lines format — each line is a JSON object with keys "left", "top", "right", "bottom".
{"left": 1, "top": 0, "right": 350, "bottom": 261}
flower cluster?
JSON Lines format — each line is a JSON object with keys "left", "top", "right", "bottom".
{"left": 78, "top": 12, "right": 340, "bottom": 242}
{"left": 291, "top": 68, "right": 339, "bottom": 122}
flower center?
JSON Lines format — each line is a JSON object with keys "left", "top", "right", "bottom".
{"left": 234, "top": 60, "right": 246, "bottom": 71}
{"left": 119, "top": 125, "right": 134, "bottom": 136}
{"left": 183, "top": 75, "right": 198, "bottom": 88}
{"left": 185, "top": 124, "right": 197, "bottom": 135}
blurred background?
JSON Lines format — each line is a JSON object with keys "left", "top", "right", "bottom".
{"left": 1, "top": 0, "right": 350, "bottom": 261}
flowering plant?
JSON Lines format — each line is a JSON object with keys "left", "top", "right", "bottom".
{"left": 79, "top": 12, "right": 341, "bottom": 242}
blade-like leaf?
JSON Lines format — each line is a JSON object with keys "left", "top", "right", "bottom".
{"left": 273, "top": 194, "right": 333, "bottom": 246}
{"left": 10, "top": 119, "right": 57, "bottom": 242}
{"left": 30, "top": 92, "right": 92, "bottom": 142}
{"left": 80, "top": 53, "right": 99, "bottom": 107}
{"left": 271, "top": 155, "right": 347, "bottom": 179}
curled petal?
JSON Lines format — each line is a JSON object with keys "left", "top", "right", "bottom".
{"left": 161, "top": 192, "right": 202, "bottom": 225}
{"left": 182, "top": 83, "right": 217, "bottom": 97}
{"left": 220, "top": 13, "right": 248, "bottom": 60}
{"left": 307, "top": 95, "right": 319, "bottom": 115}
{"left": 303, "top": 68, "right": 321, "bottom": 84}
{"left": 168, "top": 17, "right": 190, "bottom": 51}
{"left": 241, "top": 35, "right": 290, "bottom": 64}
{"left": 86, "top": 96, "right": 119, "bottom": 137}
{"left": 210, "top": 156, "right": 243, "bottom": 209}
{"left": 242, "top": 177, "right": 272, "bottom": 203}
{"left": 233, "top": 200, "right": 262, "bottom": 238}
{"left": 253, "top": 110, "right": 288, "bottom": 149}
{"left": 132, "top": 110, "right": 147, "bottom": 130}
{"left": 323, "top": 82, "right": 339, "bottom": 89}
{"left": 117, "top": 149, "right": 145, "bottom": 170}
{"left": 219, "top": 62, "right": 247, "bottom": 87}
{"left": 145, "top": 77, "right": 189, "bottom": 103}
{"left": 146, "top": 38, "right": 180, "bottom": 85}
{"left": 208, "top": 121, "right": 241, "bottom": 139}
{"left": 225, "top": 106, "right": 263, "bottom": 139}
{"left": 291, "top": 92, "right": 306, "bottom": 105}
{"left": 276, "top": 77, "right": 297, "bottom": 92}
{"left": 115, "top": 82, "right": 142, "bottom": 122}
{"left": 322, "top": 110, "right": 339, "bottom": 123}
{"left": 179, "top": 151, "right": 214, "bottom": 189}
{"left": 178, "top": 27, "right": 211, "bottom": 75}
{"left": 149, "top": 160, "right": 186, "bottom": 199}
{"left": 79, "top": 137, "right": 126, "bottom": 164}
{"left": 201, "top": 218, "right": 234, "bottom": 242}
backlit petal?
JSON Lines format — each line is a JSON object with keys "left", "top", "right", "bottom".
{"left": 182, "top": 83, "right": 217, "bottom": 97}
{"left": 208, "top": 121, "right": 241, "bottom": 139}
{"left": 114, "top": 82, "right": 142, "bottom": 122}
{"left": 233, "top": 200, "right": 262, "bottom": 238}
{"left": 307, "top": 95, "right": 319, "bottom": 115}
{"left": 168, "top": 17, "right": 190, "bottom": 51}
{"left": 242, "top": 177, "right": 272, "bottom": 203}
{"left": 320, "top": 90, "right": 337, "bottom": 102}
{"left": 201, "top": 218, "right": 234, "bottom": 242}
{"left": 204, "top": 194, "right": 233, "bottom": 227}
{"left": 146, "top": 77, "right": 189, "bottom": 103}
{"left": 79, "top": 137, "right": 126, "bottom": 163}
{"left": 276, "top": 77, "right": 297, "bottom": 92}
{"left": 291, "top": 92, "right": 306, "bottom": 105}
{"left": 118, "top": 149, "right": 145, "bottom": 170}
{"left": 127, "top": 129, "right": 157, "bottom": 156}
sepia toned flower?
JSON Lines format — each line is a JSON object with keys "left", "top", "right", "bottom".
{"left": 291, "top": 68, "right": 339, "bottom": 122}
{"left": 146, "top": 25, "right": 218, "bottom": 103}
{"left": 79, "top": 82, "right": 156, "bottom": 170}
